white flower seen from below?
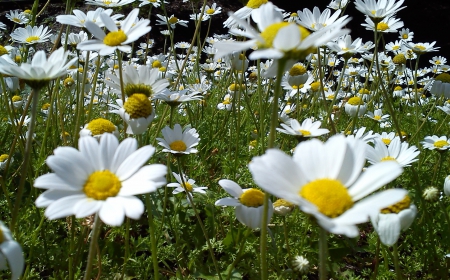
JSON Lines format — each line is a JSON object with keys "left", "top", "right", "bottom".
{"left": 157, "top": 124, "right": 200, "bottom": 155}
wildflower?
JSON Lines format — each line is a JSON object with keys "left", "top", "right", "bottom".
{"left": 56, "top": 8, "right": 123, "bottom": 28}
{"left": 371, "top": 195, "right": 417, "bottom": 246}
{"left": 80, "top": 118, "right": 119, "bottom": 140}
{"left": 292, "top": 255, "right": 309, "bottom": 274}
{"left": 430, "top": 73, "right": 450, "bottom": 99}
{"left": 273, "top": 198, "right": 295, "bottom": 216}
{"left": 205, "top": 3, "right": 222, "bottom": 16}
{"left": 0, "top": 221, "right": 24, "bottom": 280}
{"left": 366, "top": 109, "right": 389, "bottom": 122}
{"left": 11, "top": 95, "right": 23, "bottom": 109}
{"left": 85, "top": 0, "right": 135, "bottom": 7}
{"left": 10, "top": 25, "right": 52, "bottom": 45}
{"left": 422, "top": 186, "right": 440, "bottom": 202}
{"left": 156, "top": 14, "right": 188, "bottom": 29}
{"left": 0, "top": 47, "right": 77, "bottom": 90}
{"left": 138, "top": 0, "right": 163, "bottom": 7}
{"left": 248, "top": 134, "right": 406, "bottom": 237}
{"left": 354, "top": 0, "right": 406, "bottom": 23}
{"left": 6, "top": 10, "right": 29, "bottom": 25}
{"left": 403, "top": 41, "right": 439, "bottom": 55}
{"left": 215, "top": 179, "right": 273, "bottom": 229}
{"left": 168, "top": 172, "right": 207, "bottom": 202}
{"left": 421, "top": 135, "right": 450, "bottom": 151}
{"left": 366, "top": 136, "right": 419, "bottom": 167}
{"left": 362, "top": 15, "right": 404, "bottom": 33}
{"left": 0, "top": 154, "right": 11, "bottom": 170}
{"left": 157, "top": 124, "right": 200, "bottom": 155}
{"left": 444, "top": 176, "right": 450, "bottom": 196}
{"left": 277, "top": 118, "right": 329, "bottom": 139}
{"left": 109, "top": 95, "right": 155, "bottom": 135}
{"left": 327, "top": 35, "right": 367, "bottom": 59}
{"left": 344, "top": 96, "right": 367, "bottom": 117}
{"left": 77, "top": 8, "right": 151, "bottom": 56}
{"left": 223, "top": 0, "right": 270, "bottom": 28}
{"left": 34, "top": 133, "right": 167, "bottom": 226}
{"left": 328, "top": 0, "right": 350, "bottom": 10}
{"left": 398, "top": 27, "right": 413, "bottom": 41}
{"left": 153, "top": 89, "right": 202, "bottom": 106}
{"left": 296, "top": 6, "right": 349, "bottom": 32}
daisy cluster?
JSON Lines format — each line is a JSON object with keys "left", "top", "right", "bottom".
{"left": 0, "top": 0, "right": 450, "bottom": 278}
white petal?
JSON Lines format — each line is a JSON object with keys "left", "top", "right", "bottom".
{"left": 110, "top": 137, "right": 137, "bottom": 172}
{"left": 116, "top": 145, "right": 155, "bottom": 180}
{"left": 215, "top": 197, "right": 240, "bottom": 207}
{"left": 35, "top": 189, "right": 81, "bottom": 207}
{"left": 218, "top": 179, "right": 243, "bottom": 198}
{"left": 0, "top": 240, "right": 24, "bottom": 280}
{"left": 73, "top": 199, "right": 102, "bottom": 218}
{"left": 99, "top": 199, "right": 125, "bottom": 226}
{"left": 44, "top": 194, "right": 85, "bottom": 220}
{"left": 377, "top": 214, "right": 401, "bottom": 246}
{"left": 116, "top": 196, "right": 144, "bottom": 220}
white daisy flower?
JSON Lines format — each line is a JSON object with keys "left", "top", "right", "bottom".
{"left": 10, "top": 25, "right": 52, "bottom": 45}
{"left": 109, "top": 95, "right": 155, "bottom": 135}
{"left": 0, "top": 221, "right": 24, "bottom": 280}
{"left": 34, "top": 133, "right": 167, "bottom": 226}
{"left": 215, "top": 179, "right": 273, "bottom": 230}
{"left": 344, "top": 96, "right": 367, "bottom": 117}
{"left": 157, "top": 124, "right": 200, "bottom": 155}
{"left": 365, "top": 108, "right": 390, "bottom": 122}
{"left": 6, "top": 10, "right": 29, "bottom": 25}
{"left": 85, "top": 0, "right": 135, "bottom": 7}
{"left": 155, "top": 14, "right": 188, "bottom": 29}
{"left": 77, "top": 8, "right": 151, "bottom": 56}
{"left": 276, "top": 118, "right": 329, "bottom": 138}
{"left": 421, "top": 135, "right": 450, "bottom": 151}
{"left": 56, "top": 8, "right": 123, "bottom": 28}
{"left": 354, "top": 0, "right": 406, "bottom": 23}
{"left": 366, "top": 136, "right": 419, "bottom": 167}
{"left": 80, "top": 118, "right": 119, "bottom": 140}
{"left": 296, "top": 6, "right": 348, "bottom": 32}
{"left": 248, "top": 134, "right": 406, "bottom": 237}
{"left": 168, "top": 172, "right": 207, "bottom": 204}
{"left": 153, "top": 89, "right": 203, "bottom": 106}
{"left": 403, "top": 41, "right": 439, "bottom": 55}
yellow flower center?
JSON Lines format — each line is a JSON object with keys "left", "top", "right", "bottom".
{"left": 26, "top": 36, "right": 40, "bottom": 43}
{"left": 291, "top": 12, "right": 298, "bottom": 17}
{"left": 358, "top": 88, "right": 370, "bottom": 95}
{"left": 0, "top": 154, "right": 9, "bottom": 162}
{"left": 402, "top": 34, "right": 408, "bottom": 39}
{"left": 310, "top": 82, "right": 320, "bottom": 91}
{"left": 223, "top": 97, "right": 231, "bottom": 105}
{"left": 87, "top": 118, "right": 116, "bottom": 136}
{"left": 381, "top": 195, "right": 411, "bottom": 214}
{"left": 159, "top": 66, "right": 166, "bottom": 72}
{"left": 103, "top": 0, "right": 112, "bottom": 5}
{"left": 168, "top": 17, "right": 179, "bottom": 24}
{"left": 12, "top": 17, "right": 21, "bottom": 23}
{"left": 289, "top": 64, "right": 307, "bottom": 76}
{"left": 0, "top": 45, "right": 8, "bottom": 56}
{"left": 381, "top": 156, "right": 396, "bottom": 161}
{"left": 182, "top": 182, "right": 193, "bottom": 192}
{"left": 435, "top": 60, "right": 441, "bottom": 65}
{"left": 259, "top": 22, "right": 310, "bottom": 50}
{"left": 414, "top": 45, "right": 426, "bottom": 51}
{"left": 393, "top": 53, "right": 406, "bottom": 64}
{"left": 152, "top": 60, "right": 162, "bottom": 68}
{"left": 206, "top": 8, "right": 215, "bottom": 14}
{"left": 64, "top": 77, "right": 75, "bottom": 87}
{"left": 347, "top": 96, "right": 364, "bottom": 106}
{"left": 377, "top": 22, "right": 389, "bottom": 31}
{"left": 299, "top": 130, "right": 311, "bottom": 136}
{"left": 436, "top": 73, "right": 450, "bottom": 84}
{"left": 123, "top": 93, "right": 153, "bottom": 119}
{"left": 240, "top": 188, "right": 264, "bottom": 207}
{"left": 382, "top": 138, "right": 391, "bottom": 145}
{"left": 394, "top": 86, "right": 402, "bottom": 91}
{"left": 246, "top": 0, "right": 268, "bottom": 9}
{"left": 42, "top": 103, "right": 51, "bottom": 110}
{"left": 169, "top": 140, "right": 187, "bottom": 152}
{"left": 434, "top": 140, "right": 449, "bottom": 149}
{"left": 83, "top": 170, "right": 121, "bottom": 200}
{"left": 124, "top": 83, "right": 154, "bottom": 97}
{"left": 103, "top": 30, "right": 127, "bottom": 47}
{"left": 300, "top": 179, "right": 353, "bottom": 218}
{"left": 374, "top": 115, "right": 381, "bottom": 121}
{"left": 273, "top": 198, "right": 294, "bottom": 208}
{"left": 12, "top": 95, "right": 22, "bottom": 102}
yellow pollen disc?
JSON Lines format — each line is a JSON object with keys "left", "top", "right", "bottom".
{"left": 289, "top": 64, "right": 307, "bottom": 76}
{"left": 168, "top": 17, "right": 179, "bottom": 24}
{"left": 259, "top": 22, "right": 310, "bottom": 49}
{"left": 0, "top": 46, "right": 8, "bottom": 56}
{"left": 291, "top": 12, "right": 298, "bottom": 17}
{"left": 83, "top": 170, "right": 121, "bottom": 200}
{"left": 113, "top": 64, "right": 119, "bottom": 70}
{"left": 299, "top": 130, "right": 311, "bottom": 136}
{"left": 382, "top": 138, "right": 391, "bottom": 145}
{"left": 159, "top": 66, "right": 167, "bottom": 72}
{"left": 223, "top": 98, "right": 231, "bottom": 105}
{"left": 240, "top": 188, "right": 264, "bottom": 207}
{"left": 327, "top": 95, "right": 335, "bottom": 100}
{"left": 377, "top": 22, "right": 389, "bottom": 31}
{"left": 26, "top": 36, "right": 40, "bottom": 43}
{"left": 103, "top": 29, "right": 127, "bottom": 47}
{"left": 152, "top": 60, "right": 162, "bottom": 68}
{"left": 123, "top": 93, "right": 153, "bottom": 119}
{"left": 370, "top": 10, "right": 376, "bottom": 15}
{"left": 402, "top": 34, "right": 408, "bottom": 39}
{"left": 310, "top": 82, "right": 320, "bottom": 91}
{"left": 347, "top": 96, "right": 364, "bottom": 106}
{"left": 12, "top": 18, "right": 20, "bottom": 23}
{"left": 374, "top": 115, "right": 381, "bottom": 120}
{"left": 64, "top": 77, "right": 74, "bottom": 87}
{"left": 124, "top": 83, "right": 154, "bottom": 97}
{"left": 358, "top": 88, "right": 370, "bottom": 95}
{"left": 206, "top": 9, "right": 215, "bottom": 14}
{"left": 228, "top": 84, "right": 239, "bottom": 91}
{"left": 12, "top": 95, "right": 22, "bottom": 102}
{"left": 42, "top": 103, "right": 51, "bottom": 110}
{"left": 182, "top": 182, "right": 193, "bottom": 192}
{"left": 273, "top": 198, "right": 294, "bottom": 208}
{"left": 169, "top": 140, "right": 187, "bottom": 152}
{"left": 434, "top": 140, "right": 449, "bottom": 148}
{"left": 300, "top": 179, "right": 353, "bottom": 218}
{"left": 415, "top": 45, "right": 426, "bottom": 51}
{"left": 246, "top": 0, "right": 268, "bottom": 9}
{"left": 435, "top": 73, "right": 450, "bottom": 83}
{"left": 103, "top": 0, "right": 112, "bottom": 5}
{"left": 0, "top": 154, "right": 9, "bottom": 162}
{"left": 381, "top": 195, "right": 411, "bottom": 214}
{"left": 381, "top": 156, "right": 396, "bottom": 161}
{"left": 393, "top": 53, "right": 406, "bottom": 64}
{"left": 87, "top": 118, "right": 116, "bottom": 136}
{"left": 14, "top": 55, "right": 21, "bottom": 63}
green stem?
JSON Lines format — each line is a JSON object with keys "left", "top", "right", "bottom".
{"left": 318, "top": 227, "right": 328, "bottom": 280}
{"left": 392, "top": 243, "right": 402, "bottom": 280}
{"left": 84, "top": 214, "right": 102, "bottom": 280}
{"left": 145, "top": 194, "right": 160, "bottom": 280}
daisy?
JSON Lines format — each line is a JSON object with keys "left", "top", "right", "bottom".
{"left": 403, "top": 41, "right": 439, "bottom": 55}
{"left": 421, "top": 135, "right": 450, "bottom": 151}
{"left": 296, "top": 6, "right": 348, "bottom": 32}
{"left": 430, "top": 73, "right": 450, "bottom": 99}
{"left": 361, "top": 15, "right": 403, "bottom": 33}
{"left": 77, "top": 8, "right": 151, "bottom": 56}
{"left": 34, "top": 133, "right": 167, "bottom": 226}
{"left": 277, "top": 118, "right": 329, "bottom": 139}
{"left": 248, "top": 134, "right": 406, "bottom": 237}
{"left": 215, "top": 179, "right": 273, "bottom": 230}
{"left": 371, "top": 195, "right": 417, "bottom": 246}
{"left": 205, "top": 3, "right": 222, "bottom": 16}
{"left": 354, "top": 0, "right": 406, "bottom": 23}
{"left": 0, "top": 47, "right": 77, "bottom": 90}
{"left": 223, "top": 0, "right": 270, "bottom": 28}
{"left": 157, "top": 124, "right": 200, "bottom": 155}
{"left": 398, "top": 27, "right": 413, "bottom": 41}
{"left": 430, "top": 56, "right": 447, "bottom": 66}
{"left": 153, "top": 89, "right": 203, "bottom": 106}
{"left": 328, "top": 0, "right": 350, "bottom": 10}
{"left": 156, "top": 14, "right": 188, "bottom": 29}
{"left": 344, "top": 96, "right": 367, "bottom": 117}
{"left": 366, "top": 136, "right": 419, "bottom": 167}
{"left": 327, "top": 35, "right": 366, "bottom": 58}
{"left": 138, "top": 0, "right": 164, "bottom": 8}
{"left": 167, "top": 172, "right": 207, "bottom": 202}
{"left": 366, "top": 108, "right": 390, "bottom": 122}
{"left": 85, "top": 0, "right": 135, "bottom": 7}
{"left": 0, "top": 221, "right": 24, "bottom": 280}
{"left": 444, "top": 175, "right": 450, "bottom": 196}
{"left": 10, "top": 25, "right": 52, "bottom": 45}
{"left": 80, "top": 118, "right": 119, "bottom": 140}
{"left": 6, "top": 10, "right": 29, "bottom": 25}
{"left": 56, "top": 8, "right": 123, "bottom": 28}
{"left": 0, "top": 154, "right": 11, "bottom": 171}
{"left": 109, "top": 95, "right": 155, "bottom": 135}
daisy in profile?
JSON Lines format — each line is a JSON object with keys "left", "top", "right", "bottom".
{"left": 403, "top": 41, "right": 439, "bottom": 55}
{"left": 223, "top": 0, "right": 274, "bottom": 28}
{"left": 34, "top": 133, "right": 167, "bottom": 226}
{"left": 168, "top": 172, "right": 207, "bottom": 202}
{"left": 10, "top": 25, "right": 52, "bottom": 45}
{"left": 430, "top": 73, "right": 450, "bottom": 99}
{"left": 56, "top": 8, "right": 123, "bottom": 28}
{"left": 215, "top": 179, "right": 273, "bottom": 230}
{"left": 366, "top": 108, "right": 390, "bottom": 122}
{"left": 157, "top": 124, "right": 200, "bottom": 155}
{"left": 344, "top": 96, "right": 367, "bottom": 117}
{"left": 0, "top": 47, "right": 77, "bottom": 90}
{"left": 6, "top": 10, "right": 29, "bottom": 25}
{"left": 421, "top": 135, "right": 450, "bottom": 151}
{"left": 277, "top": 118, "right": 329, "bottom": 139}
{"left": 249, "top": 134, "right": 406, "bottom": 237}
{"left": 77, "top": 8, "right": 151, "bottom": 56}
{"left": 80, "top": 118, "right": 119, "bottom": 140}
{"left": 138, "top": 0, "right": 164, "bottom": 7}
{"left": 0, "top": 221, "right": 24, "bottom": 280}
{"left": 85, "top": 0, "right": 135, "bottom": 7}
{"left": 366, "top": 136, "right": 419, "bottom": 167}
{"left": 156, "top": 14, "right": 188, "bottom": 29}
{"left": 354, "top": 0, "right": 406, "bottom": 23}
{"left": 296, "top": 6, "right": 348, "bottom": 32}
{"left": 153, "top": 89, "right": 203, "bottom": 106}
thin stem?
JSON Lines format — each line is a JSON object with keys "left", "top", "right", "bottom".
{"left": 84, "top": 214, "right": 102, "bottom": 280}
{"left": 318, "top": 227, "right": 328, "bottom": 280}
{"left": 145, "top": 194, "right": 160, "bottom": 280}
{"left": 392, "top": 243, "right": 402, "bottom": 280}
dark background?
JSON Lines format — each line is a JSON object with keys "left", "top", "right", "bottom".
{"left": 0, "top": 0, "right": 449, "bottom": 62}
